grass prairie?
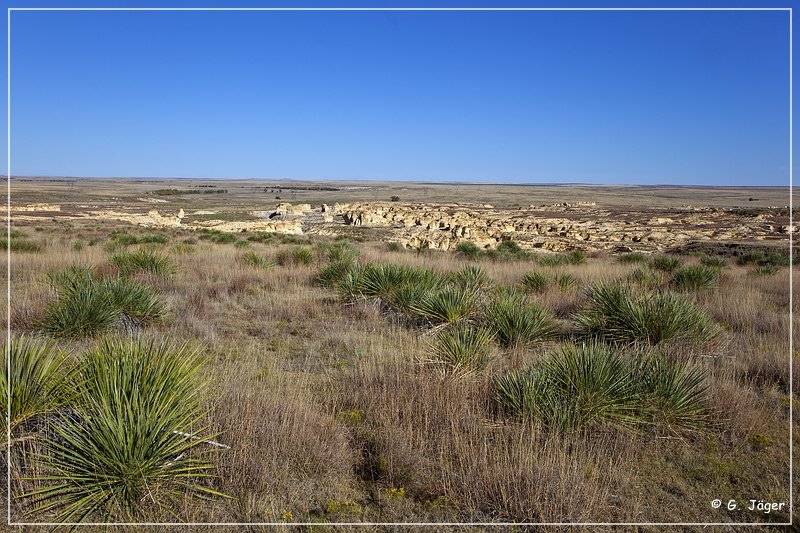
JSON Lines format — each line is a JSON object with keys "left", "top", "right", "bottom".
{"left": 2, "top": 182, "right": 797, "bottom": 529}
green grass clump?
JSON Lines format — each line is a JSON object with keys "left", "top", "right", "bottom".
{"left": 650, "top": 255, "right": 683, "bottom": 272}
{"left": 410, "top": 286, "right": 479, "bottom": 325}
{"left": 0, "top": 237, "right": 44, "bottom": 253}
{"left": 316, "top": 260, "right": 357, "bottom": 288}
{"left": 325, "top": 241, "right": 360, "bottom": 263}
{"left": 737, "top": 251, "right": 766, "bottom": 266}
{"left": 751, "top": 264, "right": 780, "bottom": 276}
{"left": 1, "top": 336, "right": 76, "bottom": 444}
{"left": 627, "top": 266, "right": 664, "bottom": 289}
{"left": 454, "top": 241, "right": 483, "bottom": 259}
{"left": 241, "top": 251, "right": 275, "bottom": 269}
{"left": 485, "top": 292, "right": 556, "bottom": 348}
{"left": 27, "top": 337, "right": 223, "bottom": 522}
{"left": 521, "top": 271, "right": 549, "bottom": 293}
{"left": 538, "top": 250, "right": 586, "bottom": 266}
{"left": 41, "top": 267, "right": 165, "bottom": 338}
{"left": 574, "top": 283, "right": 718, "bottom": 346}
{"left": 495, "top": 343, "right": 709, "bottom": 433}
{"left": 386, "top": 241, "right": 404, "bottom": 252}
{"left": 670, "top": 265, "right": 719, "bottom": 291}
{"left": 489, "top": 240, "right": 530, "bottom": 261}
{"left": 110, "top": 249, "right": 176, "bottom": 279}
{"left": 276, "top": 247, "right": 315, "bottom": 266}
{"left": 618, "top": 252, "right": 647, "bottom": 264}
{"left": 233, "top": 240, "right": 251, "bottom": 248}
{"left": 699, "top": 255, "right": 726, "bottom": 268}
{"left": 246, "top": 231, "right": 275, "bottom": 244}
{"left": 427, "top": 324, "right": 495, "bottom": 375}
{"left": 449, "top": 265, "right": 491, "bottom": 290}
{"left": 554, "top": 273, "right": 579, "bottom": 291}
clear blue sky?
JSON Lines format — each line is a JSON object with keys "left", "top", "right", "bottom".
{"left": 2, "top": 1, "right": 794, "bottom": 185}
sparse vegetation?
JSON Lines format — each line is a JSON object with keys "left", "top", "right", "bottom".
{"left": 110, "top": 249, "right": 177, "bottom": 278}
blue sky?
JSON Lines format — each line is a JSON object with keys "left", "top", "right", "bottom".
{"left": 1, "top": 1, "right": 794, "bottom": 185}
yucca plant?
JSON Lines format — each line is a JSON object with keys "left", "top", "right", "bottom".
{"left": 485, "top": 292, "right": 556, "bottom": 348}
{"left": 555, "top": 273, "right": 579, "bottom": 291}
{"left": 670, "top": 265, "right": 719, "bottom": 292}
{"left": 1, "top": 336, "right": 76, "bottom": 445}
{"left": 618, "top": 252, "right": 647, "bottom": 264}
{"left": 101, "top": 277, "right": 166, "bottom": 325}
{"left": 293, "top": 247, "right": 316, "bottom": 265}
{"left": 241, "top": 251, "right": 275, "bottom": 270}
{"left": 752, "top": 264, "right": 780, "bottom": 276}
{"left": 316, "top": 259, "right": 356, "bottom": 288}
{"left": 337, "top": 267, "right": 366, "bottom": 302}
{"left": 699, "top": 255, "right": 726, "bottom": 269}
{"left": 324, "top": 241, "right": 360, "bottom": 263}
{"left": 25, "top": 337, "right": 224, "bottom": 523}
{"left": 410, "top": 286, "right": 479, "bottom": 325}
{"left": 495, "top": 343, "right": 709, "bottom": 434}
{"left": 454, "top": 241, "right": 483, "bottom": 259}
{"left": 634, "top": 355, "right": 709, "bottom": 432}
{"left": 426, "top": 324, "right": 495, "bottom": 375}
{"left": 650, "top": 254, "right": 683, "bottom": 272}
{"left": 627, "top": 266, "right": 665, "bottom": 290}
{"left": 521, "top": 271, "right": 549, "bottom": 293}
{"left": 574, "top": 283, "right": 718, "bottom": 346}
{"left": 110, "top": 249, "right": 176, "bottom": 279}
{"left": 450, "top": 264, "right": 491, "bottom": 290}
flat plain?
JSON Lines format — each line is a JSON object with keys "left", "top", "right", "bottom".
{"left": 2, "top": 177, "right": 797, "bottom": 528}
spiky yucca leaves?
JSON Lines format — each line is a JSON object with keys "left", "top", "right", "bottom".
{"left": 40, "top": 268, "right": 166, "bottom": 337}
{"left": 324, "top": 241, "right": 360, "bottom": 263}
{"left": 485, "top": 292, "right": 556, "bottom": 348}
{"left": 650, "top": 254, "right": 683, "bottom": 272}
{"left": 634, "top": 355, "right": 709, "bottom": 432}
{"left": 241, "top": 251, "right": 275, "bottom": 269}
{"left": 670, "top": 265, "right": 719, "bottom": 292}
{"left": 101, "top": 277, "right": 166, "bottom": 325}
{"left": 316, "top": 259, "right": 357, "bottom": 288}
{"left": 337, "top": 267, "right": 366, "bottom": 303}
{"left": 425, "top": 324, "right": 496, "bottom": 375}
{"left": 410, "top": 286, "right": 480, "bottom": 325}
{"left": 110, "top": 249, "right": 177, "bottom": 279}
{"left": 494, "top": 343, "right": 710, "bottom": 433}
{"left": 699, "top": 255, "right": 726, "bottom": 269}
{"left": 555, "top": 273, "right": 579, "bottom": 291}
{"left": 627, "top": 266, "right": 665, "bottom": 290}
{"left": 574, "top": 284, "right": 718, "bottom": 346}
{"left": 521, "top": 271, "right": 549, "bottom": 293}
{"left": 618, "top": 252, "right": 647, "bottom": 264}
{"left": 449, "top": 265, "right": 491, "bottom": 290}
{"left": 454, "top": 241, "right": 482, "bottom": 259}
{"left": 27, "top": 338, "right": 223, "bottom": 523}
{"left": 1, "top": 336, "right": 76, "bottom": 445}
{"left": 538, "top": 250, "right": 586, "bottom": 266}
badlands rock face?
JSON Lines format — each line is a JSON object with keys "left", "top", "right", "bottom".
{"left": 8, "top": 200, "right": 794, "bottom": 251}
{"left": 330, "top": 201, "right": 793, "bottom": 252}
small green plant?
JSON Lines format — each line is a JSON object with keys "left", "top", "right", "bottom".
{"left": 390, "top": 195, "right": 400, "bottom": 202}
{"left": 650, "top": 255, "right": 683, "bottom": 272}
{"left": 454, "top": 241, "right": 483, "bottom": 260}
{"left": 574, "top": 283, "right": 718, "bottom": 346}
{"left": 1, "top": 336, "right": 76, "bottom": 445}
{"left": 316, "top": 260, "right": 356, "bottom": 288}
{"left": 110, "top": 249, "right": 176, "bottom": 279}
{"left": 241, "top": 251, "right": 275, "bottom": 270}
{"left": 71, "top": 240, "right": 85, "bottom": 252}
{"left": 410, "top": 286, "right": 479, "bottom": 324}
{"left": 618, "top": 252, "right": 647, "bottom": 264}
{"left": 671, "top": 265, "right": 719, "bottom": 291}
{"left": 737, "top": 251, "right": 766, "bottom": 266}
{"left": 233, "top": 239, "right": 251, "bottom": 249}
{"left": 752, "top": 264, "right": 780, "bottom": 276}
{"left": 538, "top": 250, "right": 586, "bottom": 266}
{"left": 26, "top": 337, "right": 224, "bottom": 522}
{"left": 699, "top": 255, "right": 726, "bottom": 268}
{"left": 485, "top": 292, "right": 556, "bottom": 348}
{"left": 521, "top": 271, "right": 549, "bottom": 293}
{"left": 449, "top": 264, "right": 491, "bottom": 290}
{"left": 555, "top": 272, "right": 579, "bottom": 291}
{"left": 628, "top": 266, "right": 664, "bottom": 289}
{"left": 0, "top": 237, "right": 44, "bottom": 253}
{"left": 426, "top": 323, "right": 495, "bottom": 374}
{"left": 386, "top": 241, "right": 404, "bottom": 252}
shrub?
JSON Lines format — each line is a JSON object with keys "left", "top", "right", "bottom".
{"left": 27, "top": 337, "right": 223, "bottom": 522}
{"left": 233, "top": 240, "right": 251, "bottom": 249}
{"left": 325, "top": 241, "right": 360, "bottom": 263}
{"left": 390, "top": 195, "right": 400, "bottom": 202}
{"left": 450, "top": 264, "right": 491, "bottom": 290}
{"left": 485, "top": 292, "right": 556, "bottom": 348}
{"left": 555, "top": 273, "right": 579, "bottom": 291}
{"left": 247, "top": 232, "right": 275, "bottom": 244}
{"left": 752, "top": 264, "right": 780, "bottom": 276}
{"left": 618, "top": 252, "right": 647, "bottom": 264}
{"left": 110, "top": 249, "right": 176, "bottom": 279}
{"left": 627, "top": 267, "right": 664, "bottom": 290}
{"left": 538, "top": 250, "right": 586, "bottom": 266}
{"left": 294, "top": 247, "right": 315, "bottom": 265}
{"left": 574, "top": 284, "right": 718, "bottom": 346}
{"left": 410, "top": 286, "right": 479, "bottom": 325}
{"left": 0, "top": 237, "right": 44, "bottom": 253}
{"left": 316, "top": 260, "right": 356, "bottom": 288}
{"left": 650, "top": 254, "right": 683, "bottom": 272}
{"left": 737, "top": 251, "right": 766, "bottom": 266}
{"left": 71, "top": 240, "right": 85, "bottom": 252}
{"left": 1, "top": 336, "right": 76, "bottom": 444}
{"left": 41, "top": 267, "right": 165, "bottom": 337}
{"left": 699, "top": 255, "right": 726, "bottom": 268}
{"left": 426, "top": 324, "right": 495, "bottom": 375}
{"left": 455, "top": 241, "right": 483, "bottom": 260}
{"left": 386, "top": 242, "right": 404, "bottom": 252}
{"left": 521, "top": 271, "right": 549, "bottom": 293}
{"left": 495, "top": 343, "right": 709, "bottom": 433}
{"left": 670, "top": 265, "right": 719, "bottom": 291}
{"left": 495, "top": 240, "right": 530, "bottom": 260}
{"left": 241, "top": 251, "right": 275, "bottom": 270}
{"left": 209, "top": 232, "right": 237, "bottom": 245}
